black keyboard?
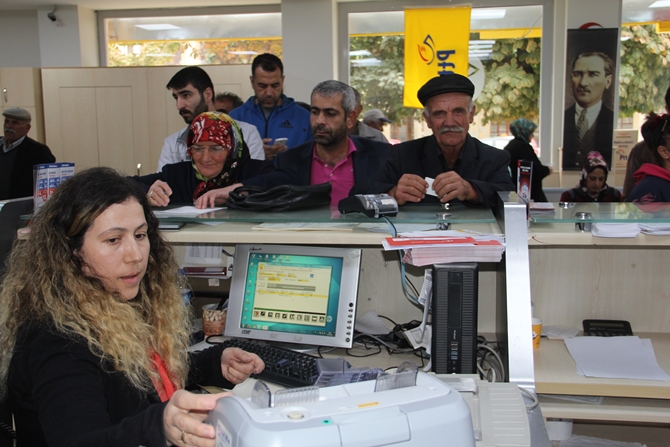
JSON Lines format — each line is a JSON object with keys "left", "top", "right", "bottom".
{"left": 221, "top": 338, "right": 319, "bottom": 388}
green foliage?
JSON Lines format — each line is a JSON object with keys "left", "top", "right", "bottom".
{"left": 350, "top": 35, "right": 419, "bottom": 123}
{"left": 475, "top": 38, "right": 541, "bottom": 125}
{"left": 108, "top": 41, "right": 185, "bottom": 67}
{"left": 619, "top": 25, "right": 670, "bottom": 117}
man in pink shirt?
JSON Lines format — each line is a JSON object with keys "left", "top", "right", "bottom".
{"left": 195, "top": 80, "right": 390, "bottom": 208}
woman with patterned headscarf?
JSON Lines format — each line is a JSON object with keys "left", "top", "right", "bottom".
{"left": 135, "top": 112, "right": 273, "bottom": 206}
{"left": 503, "top": 118, "right": 552, "bottom": 202}
{"left": 560, "top": 151, "right": 622, "bottom": 202}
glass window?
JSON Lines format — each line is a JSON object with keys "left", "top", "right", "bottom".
{"left": 104, "top": 13, "right": 282, "bottom": 66}
{"left": 348, "top": 6, "right": 543, "bottom": 144}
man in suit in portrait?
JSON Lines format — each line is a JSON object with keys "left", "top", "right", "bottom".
{"left": 563, "top": 52, "right": 615, "bottom": 170}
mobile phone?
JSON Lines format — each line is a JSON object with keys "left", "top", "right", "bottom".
{"left": 274, "top": 138, "right": 288, "bottom": 146}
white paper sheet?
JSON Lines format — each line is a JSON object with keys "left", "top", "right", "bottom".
{"left": 185, "top": 244, "right": 223, "bottom": 266}
{"left": 153, "top": 206, "right": 224, "bottom": 217}
{"left": 564, "top": 336, "right": 670, "bottom": 381}
{"left": 424, "top": 177, "right": 439, "bottom": 197}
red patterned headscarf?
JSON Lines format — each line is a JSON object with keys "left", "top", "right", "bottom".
{"left": 187, "top": 112, "right": 248, "bottom": 201}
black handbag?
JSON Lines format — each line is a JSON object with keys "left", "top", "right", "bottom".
{"left": 227, "top": 182, "right": 332, "bottom": 211}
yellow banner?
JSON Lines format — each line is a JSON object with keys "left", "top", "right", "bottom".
{"left": 403, "top": 7, "right": 472, "bottom": 108}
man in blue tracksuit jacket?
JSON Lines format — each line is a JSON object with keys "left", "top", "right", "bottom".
{"left": 229, "top": 53, "right": 312, "bottom": 161}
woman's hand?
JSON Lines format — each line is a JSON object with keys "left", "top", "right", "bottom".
{"left": 147, "top": 180, "right": 173, "bottom": 207}
{"left": 220, "top": 347, "right": 265, "bottom": 384}
{"left": 194, "top": 183, "right": 242, "bottom": 209}
{"left": 163, "top": 390, "right": 231, "bottom": 447}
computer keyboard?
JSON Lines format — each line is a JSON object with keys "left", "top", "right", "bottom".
{"left": 221, "top": 338, "right": 319, "bottom": 388}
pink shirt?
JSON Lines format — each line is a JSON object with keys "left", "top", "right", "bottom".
{"left": 310, "top": 138, "right": 357, "bottom": 207}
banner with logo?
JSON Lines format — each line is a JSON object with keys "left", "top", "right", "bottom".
{"left": 403, "top": 7, "right": 472, "bottom": 109}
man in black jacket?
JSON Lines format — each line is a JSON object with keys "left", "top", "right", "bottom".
{"left": 351, "top": 74, "right": 513, "bottom": 208}
{"left": 0, "top": 108, "right": 55, "bottom": 200}
{"left": 194, "top": 80, "right": 390, "bottom": 208}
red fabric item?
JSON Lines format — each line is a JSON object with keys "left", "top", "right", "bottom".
{"left": 633, "top": 163, "right": 670, "bottom": 184}
{"left": 150, "top": 351, "right": 178, "bottom": 402}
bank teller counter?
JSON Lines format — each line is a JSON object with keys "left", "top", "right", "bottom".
{"left": 526, "top": 202, "right": 670, "bottom": 427}
{"left": 159, "top": 195, "right": 534, "bottom": 393}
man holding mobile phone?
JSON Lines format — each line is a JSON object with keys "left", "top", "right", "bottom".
{"left": 229, "top": 54, "right": 312, "bottom": 161}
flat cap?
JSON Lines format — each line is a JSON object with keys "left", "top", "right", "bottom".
{"left": 2, "top": 107, "right": 31, "bottom": 122}
{"left": 362, "top": 108, "right": 391, "bottom": 123}
{"left": 417, "top": 74, "right": 475, "bottom": 106}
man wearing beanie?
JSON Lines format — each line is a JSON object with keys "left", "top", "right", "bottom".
{"left": 1, "top": 108, "right": 55, "bottom": 200}
{"left": 350, "top": 74, "right": 513, "bottom": 207}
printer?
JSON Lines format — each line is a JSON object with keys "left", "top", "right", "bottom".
{"left": 206, "top": 370, "right": 476, "bottom": 447}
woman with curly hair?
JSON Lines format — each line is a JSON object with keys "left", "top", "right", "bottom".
{"left": 0, "top": 167, "right": 264, "bottom": 447}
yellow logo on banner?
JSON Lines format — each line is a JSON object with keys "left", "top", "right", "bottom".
{"left": 403, "top": 7, "right": 472, "bottom": 108}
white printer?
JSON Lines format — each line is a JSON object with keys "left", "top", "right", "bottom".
{"left": 206, "top": 370, "right": 476, "bottom": 447}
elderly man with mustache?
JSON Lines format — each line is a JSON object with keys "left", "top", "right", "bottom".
{"left": 0, "top": 108, "right": 55, "bottom": 200}
{"left": 350, "top": 74, "right": 514, "bottom": 208}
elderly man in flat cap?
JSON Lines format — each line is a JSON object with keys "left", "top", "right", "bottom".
{"left": 351, "top": 74, "right": 513, "bottom": 207}
{"left": 0, "top": 108, "right": 55, "bottom": 200}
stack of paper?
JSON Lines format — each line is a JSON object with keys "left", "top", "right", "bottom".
{"left": 382, "top": 233, "right": 505, "bottom": 267}
{"left": 529, "top": 202, "right": 555, "bottom": 215}
{"left": 591, "top": 223, "right": 641, "bottom": 238}
{"left": 638, "top": 223, "right": 670, "bottom": 235}
{"left": 564, "top": 336, "right": 670, "bottom": 381}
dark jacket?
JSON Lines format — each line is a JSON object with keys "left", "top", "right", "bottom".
{"left": 504, "top": 137, "right": 550, "bottom": 202}
{"left": 559, "top": 186, "right": 622, "bottom": 203}
{"left": 228, "top": 94, "right": 312, "bottom": 147}
{"left": 627, "top": 163, "right": 670, "bottom": 203}
{"left": 133, "top": 159, "right": 273, "bottom": 204}
{"left": 623, "top": 141, "right": 656, "bottom": 200}
{"left": 8, "top": 323, "right": 232, "bottom": 447}
{"left": 242, "top": 136, "right": 391, "bottom": 191}
{"left": 1, "top": 136, "right": 55, "bottom": 200}
{"left": 350, "top": 134, "right": 514, "bottom": 208}
{"left": 563, "top": 104, "right": 614, "bottom": 170}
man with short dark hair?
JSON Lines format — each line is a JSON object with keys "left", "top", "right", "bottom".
{"left": 194, "top": 80, "right": 390, "bottom": 208}
{"left": 351, "top": 74, "right": 513, "bottom": 208}
{"left": 348, "top": 88, "right": 388, "bottom": 143}
{"left": 228, "top": 53, "right": 312, "bottom": 160}
{"left": 214, "top": 92, "right": 243, "bottom": 114}
{"left": 157, "top": 66, "right": 264, "bottom": 170}
{"left": 563, "top": 51, "right": 615, "bottom": 169}
{"left": 0, "top": 108, "right": 55, "bottom": 200}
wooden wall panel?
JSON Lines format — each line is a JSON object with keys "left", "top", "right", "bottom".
{"left": 59, "top": 87, "right": 98, "bottom": 169}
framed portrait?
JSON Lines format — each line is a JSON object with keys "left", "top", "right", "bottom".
{"left": 562, "top": 28, "right": 619, "bottom": 171}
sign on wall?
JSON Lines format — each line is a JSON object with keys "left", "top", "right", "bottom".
{"left": 403, "top": 7, "right": 471, "bottom": 109}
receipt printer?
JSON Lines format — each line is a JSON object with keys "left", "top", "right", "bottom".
{"left": 338, "top": 194, "right": 398, "bottom": 218}
{"left": 205, "top": 370, "right": 475, "bottom": 447}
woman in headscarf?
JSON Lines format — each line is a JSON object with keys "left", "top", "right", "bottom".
{"left": 627, "top": 112, "right": 670, "bottom": 203}
{"left": 503, "top": 118, "right": 552, "bottom": 202}
{"left": 560, "top": 151, "right": 622, "bottom": 202}
{"left": 135, "top": 112, "right": 273, "bottom": 206}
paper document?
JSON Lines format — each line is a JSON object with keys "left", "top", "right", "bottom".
{"left": 185, "top": 244, "right": 223, "bottom": 266}
{"left": 424, "top": 177, "right": 439, "bottom": 197}
{"left": 252, "top": 222, "right": 359, "bottom": 231}
{"left": 564, "top": 336, "right": 670, "bottom": 381}
{"left": 591, "top": 223, "right": 641, "bottom": 238}
{"left": 153, "top": 206, "right": 224, "bottom": 217}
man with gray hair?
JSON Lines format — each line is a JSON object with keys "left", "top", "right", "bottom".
{"left": 348, "top": 87, "right": 389, "bottom": 143}
{"left": 194, "top": 80, "right": 391, "bottom": 208}
{"left": 351, "top": 74, "right": 513, "bottom": 208}
{"left": 0, "top": 108, "right": 55, "bottom": 200}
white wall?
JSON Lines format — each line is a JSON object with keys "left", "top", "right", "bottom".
{"left": 37, "top": 5, "right": 85, "bottom": 67}
{"left": 282, "top": 0, "right": 337, "bottom": 103}
{"left": 0, "top": 10, "right": 42, "bottom": 67}
{"left": 78, "top": 6, "right": 100, "bottom": 67}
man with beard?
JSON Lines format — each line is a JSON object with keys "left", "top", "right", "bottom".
{"left": 228, "top": 53, "right": 312, "bottom": 161}
{"left": 156, "top": 66, "right": 264, "bottom": 171}
{"left": 193, "top": 80, "right": 390, "bottom": 208}
{"left": 0, "top": 108, "right": 55, "bottom": 200}
{"left": 350, "top": 74, "right": 513, "bottom": 208}
{"left": 563, "top": 52, "right": 615, "bottom": 170}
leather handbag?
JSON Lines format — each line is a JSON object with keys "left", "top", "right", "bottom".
{"left": 227, "top": 182, "right": 332, "bottom": 211}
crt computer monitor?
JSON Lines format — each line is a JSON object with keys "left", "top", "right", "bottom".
{"left": 225, "top": 244, "right": 362, "bottom": 349}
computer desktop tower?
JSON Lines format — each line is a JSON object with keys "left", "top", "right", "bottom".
{"left": 431, "top": 263, "right": 478, "bottom": 374}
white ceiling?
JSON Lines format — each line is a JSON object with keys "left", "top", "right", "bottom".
{"left": 0, "top": 0, "right": 669, "bottom": 22}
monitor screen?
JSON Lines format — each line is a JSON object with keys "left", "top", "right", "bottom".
{"left": 225, "top": 244, "right": 362, "bottom": 349}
